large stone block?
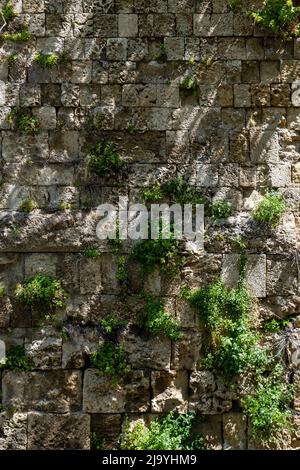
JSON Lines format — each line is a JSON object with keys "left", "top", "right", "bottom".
{"left": 83, "top": 369, "right": 150, "bottom": 413}
{"left": 2, "top": 370, "right": 82, "bottom": 412}
{"left": 25, "top": 327, "right": 62, "bottom": 369}
{"left": 0, "top": 413, "right": 27, "bottom": 450}
{"left": 122, "top": 330, "right": 171, "bottom": 370}
{"left": 222, "top": 254, "right": 267, "bottom": 298}
{"left": 118, "top": 14, "right": 138, "bottom": 37}
{"left": 151, "top": 370, "right": 188, "bottom": 413}
{"left": 267, "top": 257, "right": 298, "bottom": 297}
{"left": 27, "top": 413, "right": 90, "bottom": 450}
{"left": 223, "top": 413, "right": 247, "bottom": 450}
{"left": 250, "top": 129, "right": 279, "bottom": 163}
{"left": 189, "top": 370, "right": 233, "bottom": 414}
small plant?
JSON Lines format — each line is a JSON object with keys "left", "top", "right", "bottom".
{"left": 116, "top": 256, "right": 127, "bottom": 282}
{"left": 130, "top": 231, "right": 182, "bottom": 276}
{"left": 59, "top": 202, "right": 72, "bottom": 210}
{"left": 0, "top": 346, "right": 33, "bottom": 371}
{"left": 7, "top": 52, "right": 18, "bottom": 64}
{"left": 20, "top": 198, "right": 38, "bottom": 214}
{"left": 263, "top": 317, "right": 294, "bottom": 333}
{"left": 201, "top": 56, "right": 213, "bottom": 67}
{"left": 33, "top": 52, "right": 59, "bottom": 68}
{"left": 0, "top": 286, "right": 6, "bottom": 298}
{"left": 83, "top": 246, "right": 101, "bottom": 259}
{"left": 253, "top": 191, "right": 286, "bottom": 227}
{"left": 179, "top": 75, "right": 198, "bottom": 96}
{"left": 154, "top": 43, "right": 167, "bottom": 63}
{"left": 90, "top": 341, "right": 130, "bottom": 379}
{"left": 91, "top": 432, "right": 104, "bottom": 450}
{"left": 121, "top": 412, "right": 205, "bottom": 450}
{"left": 142, "top": 184, "right": 163, "bottom": 203}
{"left": 15, "top": 274, "right": 67, "bottom": 309}
{"left": 232, "top": 235, "right": 247, "bottom": 252}
{"left": 249, "top": 0, "right": 300, "bottom": 38}
{"left": 99, "top": 314, "right": 127, "bottom": 337}
{"left": 142, "top": 178, "right": 205, "bottom": 205}
{"left": 228, "top": 0, "right": 243, "bottom": 10}
{"left": 127, "top": 122, "right": 136, "bottom": 134}
{"left": 138, "top": 294, "right": 181, "bottom": 341}
{"left": 210, "top": 199, "right": 234, "bottom": 220}
{"left": 2, "top": 1, "right": 18, "bottom": 22}
{"left": 88, "top": 141, "right": 123, "bottom": 177}
{"left": 242, "top": 364, "right": 294, "bottom": 443}
{"left": 8, "top": 108, "right": 39, "bottom": 134}
{"left": 0, "top": 29, "right": 31, "bottom": 42}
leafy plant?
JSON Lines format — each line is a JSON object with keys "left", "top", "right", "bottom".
{"left": 90, "top": 341, "right": 130, "bottom": 379}
{"left": 121, "top": 412, "right": 205, "bottom": 450}
{"left": 242, "top": 364, "right": 294, "bottom": 442}
{"left": 183, "top": 280, "right": 269, "bottom": 377}
{"left": 228, "top": 0, "right": 243, "bottom": 10}
{"left": 33, "top": 52, "right": 61, "bottom": 68}
{"left": 210, "top": 200, "right": 234, "bottom": 220}
{"left": 201, "top": 56, "right": 213, "bottom": 67}
{"left": 0, "top": 29, "right": 31, "bottom": 42}
{"left": 8, "top": 108, "right": 39, "bottom": 134}
{"left": 130, "top": 231, "right": 182, "bottom": 276}
{"left": 0, "top": 346, "right": 33, "bottom": 371}
{"left": 88, "top": 141, "right": 123, "bottom": 177}
{"left": 0, "top": 286, "right": 6, "bottom": 298}
{"left": 179, "top": 75, "right": 198, "bottom": 95}
{"left": 232, "top": 235, "right": 247, "bottom": 252}
{"left": 20, "top": 198, "right": 38, "bottom": 214}
{"left": 249, "top": 0, "right": 300, "bottom": 38}
{"left": 15, "top": 274, "right": 67, "bottom": 309}
{"left": 99, "top": 314, "right": 127, "bottom": 338}
{"left": 7, "top": 52, "right": 18, "bottom": 64}
{"left": 83, "top": 246, "right": 101, "bottom": 259}
{"left": 142, "top": 177, "right": 205, "bottom": 205}
{"left": 116, "top": 256, "right": 127, "bottom": 282}
{"left": 142, "top": 184, "right": 163, "bottom": 203}
{"left": 91, "top": 432, "right": 104, "bottom": 450}
{"left": 2, "top": 1, "right": 18, "bottom": 22}
{"left": 127, "top": 122, "right": 136, "bottom": 134}
{"left": 138, "top": 294, "right": 181, "bottom": 341}
{"left": 155, "top": 43, "right": 167, "bottom": 63}
{"left": 263, "top": 317, "right": 294, "bottom": 333}
{"left": 253, "top": 191, "right": 286, "bottom": 227}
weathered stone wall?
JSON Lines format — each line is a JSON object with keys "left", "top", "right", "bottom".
{"left": 0, "top": 0, "right": 299, "bottom": 450}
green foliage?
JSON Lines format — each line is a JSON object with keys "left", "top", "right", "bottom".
{"left": 138, "top": 294, "right": 181, "bottom": 341}
{"left": 253, "top": 191, "right": 286, "bottom": 227}
{"left": 8, "top": 108, "right": 39, "bottom": 134}
{"left": 15, "top": 274, "right": 67, "bottom": 309}
{"left": 99, "top": 314, "right": 127, "bottom": 337}
{"left": 180, "top": 75, "right": 198, "bottom": 95}
{"left": 127, "top": 122, "right": 136, "bottom": 134}
{"left": 242, "top": 364, "right": 294, "bottom": 442}
{"left": 83, "top": 246, "right": 101, "bottom": 259}
{"left": 155, "top": 43, "right": 167, "bottom": 62}
{"left": 0, "top": 29, "right": 31, "bottom": 42}
{"left": 90, "top": 341, "right": 130, "bottom": 378}
{"left": 228, "top": 0, "right": 243, "bottom": 10}
{"left": 2, "top": 1, "right": 18, "bottom": 22}
{"left": 116, "top": 256, "right": 127, "bottom": 282}
{"left": 249, "top": 0, "right": 300, "bottom": 38}
{"left": 88, "top": 141, "right": 123, "bottom": 177}
{"left": 142, "top": 177, "right": 205, "bottom": 205}
{"left": 33, "top": 52, "right": 64, "bottom": 68}
{"left": 121, "top": 412, "right": 205, "bottom": 450}
{"left": 184, "top": 280, "right": 269, "bottom": 377}
{"left": 210, "top": 199, "right": 234, "bottom": 220}
{"left": 232, "top": 235, "right": 247, "bottom": 252}
{"left": 263, "top": 317, "right": 294, "bottom": 333}
{"left": 91, "top": 433, "right": 104, "bottom": 450}
{"left": 0, "top": 346, "right": 33, "bottom": 371}
{"left": 7, "top": 52, "right": 18, "bottom": 64}
{"left": 20, "top": 198, "right": 38, "bottom": 213}
{"left": 0, "top": 286, "right": 6, "bottom": 298}
{"left": 130, "top": 232, "right": 182, "bottom": 276}
{"left": 201, "top": 56, "right": 213, "bottom": 67}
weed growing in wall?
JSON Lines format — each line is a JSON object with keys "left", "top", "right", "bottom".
{"left": 121, "top": 412, "right": 205, "bottom": 450}
{"left": 0, "top": 29, "right": 31, "bottom": 42}
{"left": 143, "top": 177, "right": 205, "bottom": 205}
{"left": 242, "top": 364, "right": 294, "bottom": 442}
{"left": 179, "top": 75, "right": 198, "bottom": 96}
{"left": 137, "top": 294, "right": 181, "bottom": 341}
{"left": 253, "top": 191, "right": 286, "bottom": 227}
{"left": 210, "top": 200, "right": 234, "bottom": 220}
{"left": 20, "top": 198, "right": 38, "bottom": 214}
{"left": 263, "top": 317, "right": 295, "bottom": 333}
{"left": 2, "top": 1, "right": 17, "bottom": 22}
{"left": 0, "top": 345, "right": 33, "bottom": 371}
{"left": 8, "top": 108, "right": 40, "bottom": 134}
{"left": 33, "top": 52, "right": 66, "bottom": 68}
{"left": 88, "top": 141, "right": 124, "bottom": 177}
{"left": 90, "top": 341, "right": 130, "bottom": 379}
{"left": 83, "top": 246, "right": 101, "bottom": 259}
{"left": 15, "top": 275, "right": 67, "bottom": 310}
{"left": 0, "top": 286, "right": 6, "bottom": 298}
{"left": 116, "top": 256, "right": 127, "bottom": 282}
{"left": 249, "top": 0, "right": 300, "bottom": 38}
{"left": 154, "top": 43, "right": 167, "bottom": 63}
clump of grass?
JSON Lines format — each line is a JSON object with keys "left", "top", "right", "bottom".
{"left": 154, "top": 43, "right": 167, "bottom": 63}
{"left": 2, "top": 1, "right": 18, "bottom": 23}
{"left": 253, "top": 191, "right": 286, "bottom": 227}
{"left": 33, "top": 51, "right": 68, "bottom": 68}
{"left": 0, "top": 29, "right": 31, "bottom": 42}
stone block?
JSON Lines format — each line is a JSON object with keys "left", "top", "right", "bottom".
{"left": 269, "top": 163, "right": 291, "bottom": 188}
{"left": 122, "top": 330, "right": 171, "bottom": 370}
{"left": 194, "top": 13, "right": 233, "bottom": 37}
{"left": 32, "top": 107, "right": 57, "bottom": 130}
{"left": 118, "top": 14, "right": 138, "bottom": 37}
{"left": 107, "top": 38, "right": 128, "bottom": 60}
{"left": 151, "top": 370, "right": 188, "bottom": 413}
{"left": 250, "top": 129, "right": 279, "bottom": 163}
{"left": 267, "top": 257, "right": 298, "bottom": 297}
{"left": 222, "top": 254, "right": 267, "bottom": 298}
{"left": 83, "top": 369, "right": 150, "bottom": 413}
{"left": 234, "top": 84, "right": 251, "bottom": 107}
{"left": 80, "top": 258, "right": 102, "bottom": 295}
{"left": 25, "top": 327, "right": 62, "bottom": 369}
{"left": 27, "top": 413, "right": 90, "bottom": 450}
{"left": 0, "top": 413, "right": 27, "bottom": 450}
{"left": 223, "top": 413, "right": 247, "bottom": 450}
{"left": 194, "top": 415, "right": 223, "bottom": 450}
{"left": 189, "top": 371, "right": 233, "bottom": 414}
{"left": 171, "top": 329, "right": 202, "bottom": 370}
{"left": 196, "top": 164, "right": 218, "bottom": 187}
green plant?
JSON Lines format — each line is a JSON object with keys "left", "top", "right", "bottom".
{"left": 59, "top": 202, "right": 72, "bottom": 210}
{"left": 0, "top": 286, "right": 6, "bottom": 298}
{"left": 263, "top": 317, "right": 294, "bottom": 333}
{"left": 228, "top": 0, "right": 243, "bottom": 10}
{"left": 183, "top": 280, "right": 269, "bottom": 377}
{"left": 0, "top": 29, "right": 31, "bottom": 42}
{"left": 142, "top": 177, "right": 205, "bottom": 205}
{"left": 83, "top": 246, "right": 101, "bottom": 259}
{"left": 33, "top": 52, "right": 60, "bottom": 68}
{"left": 91, "top": 432, "right": 104, "bottom": 450}
{"left": 201, "top": 56, "right": 213, "bottom": 67}
{"left": 142, "top": 184, "right": 163, "bottom": 203}
{"left": 130, "top": 231, "right": 182, "bottom": 276}
{"left": 15, "top": 274, "right": 67, "bottom": 309}
{"left": 19, "top": 198, "right": 38, "bottom": 213}
{"left": 138, "top": 294, "right": 181, "bottom": 341}
{"left": 0, "top": 346, "right": 33, "bottom": 371}
{"left": 210, "top": 199, "right": 234, "bottom": 220}
{"left": 249, "top": 0, "right": 300, "bottom": 38}
{"left": 116, "top": 256, "right": 127, "bottom": 282}
{"left": 8, "top": 108, "right": 39, "bottom": 134}
{"left": 242, "top": 364, "right": 294, "bottom": 442}
{"left": 253, "top": 191, "right": 286, "bottom": 227}
{"left": 232, "top": 235, "right": 247, "bottom": 252}
{"left": 179, "top": 75, "right": 198, "bottom": 95}
{"left": 88, "top": 141, "right": 123, "bottom": 177}
{"left": 155, "top": 43, "right": 167, "bottom": 62}
{"left": 121, "top": 412, "right": 205, "bottom": 450}
{"left": 90, "top": 341, "right": 130, "bottom": 379}
{"left": 127, "top": 122, "right": 136, "bottom": 134}
{"left": 7, "top": 52, "right": 18, "bottom": 64}
{"left": 2, "top": 1, "right": 18, "bottom": 22}
{"left": 99, "top": 314, "right": 127, "bottom": 337}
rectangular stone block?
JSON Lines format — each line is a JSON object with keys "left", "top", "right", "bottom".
{"left": 0, "top": 413, "right": 27, "bottom": 450}
{"left": 222, "top": 254, "right": 267, "bottom": 298}
{"left": 250, "top": 129, "right": 279, "bottom": 163}
{"left": 151, "top": 370, "right": 188, "bottom": 413}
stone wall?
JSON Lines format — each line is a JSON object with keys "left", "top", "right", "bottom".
{"left": 0, "top": 0, "right": 299, "bottom": 450}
